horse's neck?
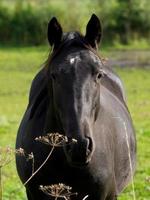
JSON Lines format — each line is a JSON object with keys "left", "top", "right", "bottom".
{"left": 43, "top": 91, "right": 63, "bottom": 135}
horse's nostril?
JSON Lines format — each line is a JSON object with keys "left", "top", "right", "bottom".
{"left": 64, "top": 136, "right": 94, "bottom": 165}
{"left": 86, "top": 137, "right": 93, "bottom": 153}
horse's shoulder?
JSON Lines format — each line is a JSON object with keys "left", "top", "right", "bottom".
{"left": 101, "top": 66, "right": 126, "bottom": 103}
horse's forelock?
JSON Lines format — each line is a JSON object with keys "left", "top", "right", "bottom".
{"left": 44, "top": 32, "right": 101, "bottom": 71}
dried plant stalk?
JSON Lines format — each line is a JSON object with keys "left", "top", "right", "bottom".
{"left": 24, "top": 133, "right": 77, "bottom": 186}
{"left": 82, "top": 195, "right": 89, "bottom": 200}
{"left": 0, "top": 147, "right": 14, "bottom": 200}
{"left": 23, "top": 145, "right": 55, "bottom": 186}
{"left": 27, "top": 152, "right": 35, "bottom": 174}
{"left": 0, "top": 147, "right": 14, "bottom": 167}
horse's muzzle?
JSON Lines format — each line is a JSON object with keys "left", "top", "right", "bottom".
{"left": 64, "top": 137, "right": 94, "bottom": 167}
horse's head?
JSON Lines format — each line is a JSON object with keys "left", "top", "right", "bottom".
{"left": 47, "top": 14, "right": 104, "bottom": 167}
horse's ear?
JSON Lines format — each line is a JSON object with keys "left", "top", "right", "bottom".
{"left": 47, "top": 17, "right": 63, "bottom": 48}
{"left": 85, "top": 14, "right": 102, "bottom": 49}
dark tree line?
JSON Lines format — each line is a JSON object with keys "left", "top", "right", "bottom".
{"left": 0, "top": 0, "right": 149, "bottom": 45}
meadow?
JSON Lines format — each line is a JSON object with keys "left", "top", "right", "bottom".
{"left": 0, "top": 46, "right": 150, "bottom": 200}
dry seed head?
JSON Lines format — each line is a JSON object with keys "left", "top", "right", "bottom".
{"left": 35, "top": 133, "right": 69, "bottom": 147}
{"left": 39, "top": 183, "right": 77, "bottom": 199}
{"left": 5, "top": 146, "right": 13, "bottom": 154}
{"left": 0, "top": 146, "right": 13, "bottom": 154}
{"left": 27, "top": 152, "right": 34, "bottom": 160}
{"left": 72, "top": 138, "right": 77, "bottom": 143}
{"left": 15, "top": 148, "right": 25, "bottom": 156}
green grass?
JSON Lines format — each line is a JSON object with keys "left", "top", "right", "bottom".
{"left": 102, "top": 38, "right": 150, "bottom": 51}
{"left": 0, "top": 47, "right": 150, "bottom": 200}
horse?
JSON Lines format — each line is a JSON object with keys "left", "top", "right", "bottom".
{"left": 16, "top": 14, "right": 136, "bottom": 200}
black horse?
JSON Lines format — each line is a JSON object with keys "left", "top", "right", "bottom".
{"left": 16, "top": 14, "right": 136, "bottom": 200}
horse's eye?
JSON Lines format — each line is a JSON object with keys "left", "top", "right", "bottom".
{"left": 96, "top": 70, "right": 105, "bottom": 81}
{"left": 97, "top": 73, "right": 102, "bottom": 79}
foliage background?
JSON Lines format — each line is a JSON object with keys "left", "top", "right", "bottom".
{"left": 0, "top": 0, "right": 150, "bottom": 46}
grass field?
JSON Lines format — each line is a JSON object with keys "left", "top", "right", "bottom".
{"left": 0, "top": 47, "right": 150, "bottom": 200}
